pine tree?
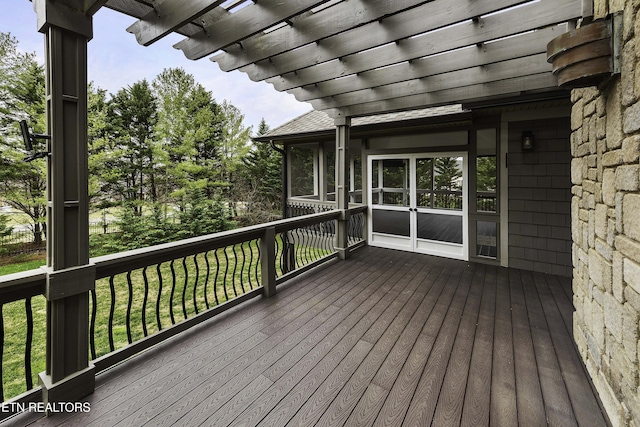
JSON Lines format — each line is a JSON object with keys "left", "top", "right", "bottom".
{"left": 0, "top": 33, "right": 47, "bottom": 244}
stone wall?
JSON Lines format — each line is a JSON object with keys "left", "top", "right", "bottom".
{"left": 571, "top": 2, "right": 640, "bottom": 426}
{"left": 508, "top": 117, "right": 573, "bottom": 277}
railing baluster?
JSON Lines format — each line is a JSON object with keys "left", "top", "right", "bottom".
{"left": 247, "top": 241, "right": 254, "bottom": 290}
{"left": 108, "top": 276, "right": 116, "bottom": 352}
{"left": 192, "top": 254, "right": 199, "bottom": 315}
{"left": 223, "top": 247, "right": 233, "bottom": 298}
{"left": 276, "top": 232, "right": 283, "bottom": 274}
{"left": 256, "top": 239, "right": 262, "bottom": 286}
{"left": 126, "top": 271, "right": 133, "bottom": 344}
{"left": 156, "top": 263, "right": 163, "bottom": 331}
{"left": 181, "top": 257, "right": 188, "bottom": 320}
{"left": 203, "top": 251, "right": 211, "bottom": 309}
{"left": 24, "top": 297, "right": 33, "bottom": 390}
{"left": 214, "top": 248, "right": 223, "bottom": 304}
{"left": 240, "top": 242, "right": 248, "bottom": 291}
{"left": 141, "top": 267, "right": 149, "bottom": 337}
{"left": 169, "top": 260, "right": 176, "bottom": 325}
{"left": 233, "top": 244, "right": 244, "bottom": 294}
{"left": 89, "top": 289, "right": 97, "bottom": 360}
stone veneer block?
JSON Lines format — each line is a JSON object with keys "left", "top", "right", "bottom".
{"left": 615, "top": 165, "right": 640, "bottom": 191}
{"left": 623, "top": 101, "right": 640, "bottom": 133}
{"left": 623, "top": 194, "right": 640, "bottom": 241}
{"left": 623, "top": 257, "right": 640, "bottom": 295}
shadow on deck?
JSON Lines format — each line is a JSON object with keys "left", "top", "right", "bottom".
{"left": 7, "top": 247, "right": 607, "bottom": 426}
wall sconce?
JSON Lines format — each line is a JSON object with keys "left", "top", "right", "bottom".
{"left": 19, "top": 120, "right": 50, "bottom": 162}
{"left": 521, "top": 131, "right": 535, "bottom": 151}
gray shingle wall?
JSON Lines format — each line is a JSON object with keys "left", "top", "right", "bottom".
{"left": 508, "top": 117, "right": 572, "bottom": 276}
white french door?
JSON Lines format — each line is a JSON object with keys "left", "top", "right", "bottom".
{"left": 368, "top": 153, "right": 468, "bottom": 260}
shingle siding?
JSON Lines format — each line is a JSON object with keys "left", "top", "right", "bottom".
{"left": 508, "top": 117, "right": 573, "bottom": 277}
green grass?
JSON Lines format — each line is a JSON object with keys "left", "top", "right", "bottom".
{"left": 0, "top": 253, "right": 46, "bottom": 276}
{"left": 1, "top": 232, "right": 335, "bottom": 401}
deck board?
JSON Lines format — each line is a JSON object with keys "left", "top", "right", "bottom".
{"left": 8, "top": 246, "right": 607, "bottom": 427}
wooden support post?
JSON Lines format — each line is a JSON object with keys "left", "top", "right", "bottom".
{"left": 261, "top": 227, "right": 277, "bottom": 297}
{"left": 335, "top": 117, "right": 351, "bottom": 259}
{"left": 34, "top": 0, "right": 95, "bottom": 408}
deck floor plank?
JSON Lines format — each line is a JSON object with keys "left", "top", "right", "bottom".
{"left": 460, "top": 265, "right": 497, "bottom": 427}
{"left": 510, "top": 269, "right": 547, "bottom": 426}
{"left": 533, "top": 273, "right": 607, "bottom": 427}
{"left": 372, "top": 262, "right": 472, "bottom": 426}
{"left": 12, "top": 247, "right": 607, "bottom": 427}
{"left": 402, "top": 263, "right": 477, "bottom": 426}
{"left": 490, "top": 266, "right": 518, "bottom": 427}
{"left": 133, "top": 250, "right": 393, "bottom": 426}
{"left": 430, "top": 263, "right": 485, "bottom": 426}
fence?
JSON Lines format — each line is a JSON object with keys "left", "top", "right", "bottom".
{"left": 0, "top": 222, "right": 120, "bottom": 256}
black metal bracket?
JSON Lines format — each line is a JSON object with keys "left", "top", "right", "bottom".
{"left": 19, "top": 120, "right": 50, "bottom": 162}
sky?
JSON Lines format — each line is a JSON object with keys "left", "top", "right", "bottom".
{"left": 0, "top": 0, "right": 312, "bottom": 134}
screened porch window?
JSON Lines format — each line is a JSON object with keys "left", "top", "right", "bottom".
{"left": 290, "top": 145, "right": 317, "bottom": 198}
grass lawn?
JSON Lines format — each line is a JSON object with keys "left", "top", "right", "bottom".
{"left": 0, "top": 253, "right": 46, "bottom": 276}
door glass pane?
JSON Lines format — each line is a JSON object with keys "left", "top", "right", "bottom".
{"left": 372, "top": 210, "right": 410, "bottom": 236}
{"left": 476, "top": 221, "right": 497, "bottom": 258}
{"left": 477, "top": 129, "right": 497, "bottom": 212}
{"left": 417, "top": 212, "right": 462, "bottom": 244}
{"left": 371, "top": 158, "right": 410, "bottom": 206}
{"left": 416, "top": 158, "right": 433, "bottom": 208}
{"left": 433, "top": 157, "right": 463, "bottom": 210}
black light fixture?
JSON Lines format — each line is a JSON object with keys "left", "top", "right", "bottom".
{"left": 19, "top": 120, "right": 50, "bottom": 162}
{"left": 521, "top": 131, "right": 535, "bottom": 151}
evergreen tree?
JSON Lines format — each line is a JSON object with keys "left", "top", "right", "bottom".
{"left": 236, "top": 118, "right": 282, "bottom": 224}
{"left": 97, "top": 79, "right": 158, "bottom": 216}
{"left": 434, "top": 157, "right": 463, "bottom": 209}
{"left": 0, "top": 33, "right": 47, "bottom": 244}
{"left": 153, "top": 68, "right": 226, "bottom": 208}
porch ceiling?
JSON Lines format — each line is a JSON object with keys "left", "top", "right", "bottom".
{"left": 101, "top": 0, "right": 585, "bottom": 119}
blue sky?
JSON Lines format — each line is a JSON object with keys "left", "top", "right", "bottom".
{"left": 0, "top": 0, "right": 312, "bottom": 133}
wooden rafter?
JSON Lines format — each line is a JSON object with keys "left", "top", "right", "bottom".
{"left": 239, "top": 0, "right": 534, "bottom": 83}
{"left": 103, "top": 0, "right": 584, "bottom": 118}
{"left": 288, "top": 26, "right": 566, "bottom": 103}
{"left": 127, "top": 0, "right": 227, "bottom": 46}
{"left": 173, "top": 0, "right": 332, "bottom": 60}
{"left": 210, "top": 0, "right": 435, "bottom": 72}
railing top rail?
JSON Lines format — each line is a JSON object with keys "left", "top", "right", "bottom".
{"left": 0, "top": 269, "right": 46, "bottom": 304}
{"left": 93, "top": 209, "right": 348, "bottom": 279}
{"left": 0, "top": 207, "right": 365, "bottom": 292}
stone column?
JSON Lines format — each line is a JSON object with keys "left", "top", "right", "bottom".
{"left": 571, "top": 2, "right": 640, "bottom": 425}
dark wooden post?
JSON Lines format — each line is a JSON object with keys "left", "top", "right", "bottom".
{"left": 35, "top": 0, "right": 96, "bottom": 406}
{"left": 261, "top": 226, "right": 277, "bottom": 297}
{"left": 335, "top": 117, "right": 351, "bottom": 259}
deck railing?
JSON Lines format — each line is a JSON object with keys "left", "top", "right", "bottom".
{"left": 0, "top": 207, "right": 366, "bottom": 413}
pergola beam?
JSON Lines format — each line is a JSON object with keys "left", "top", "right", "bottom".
{"left": 127, "top": 0, "right": 227, "bottom": 46}
{"left": 289, "top": 26, "right": 565, "bottom": 103}
{"left": 173, "top": 0, "right": 331, "bottom": 60}
{"left": 211, "top": 0, "right": 434, "bottom": 72}
{"left": 327, "top": 73, "right": 558, "bottom": 118}
{"left": 310, "top": 54, "right": 552, "bottom": 111}
{"left": 262, "top": 0, "right": 581, "bottom": 92}
{"left": 241, "top": 0, "right": 532, "bottom": 82}
{"left": 84, "top": 0, "right": 109, "bottom": 16}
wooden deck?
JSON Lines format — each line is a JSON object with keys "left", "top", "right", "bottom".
{"left": 9, "top": 247, "right": 607, "bottom": 426}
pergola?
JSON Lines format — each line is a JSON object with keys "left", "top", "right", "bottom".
{"left": 31, "top": 0, "right": 589, "bottom": 406}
